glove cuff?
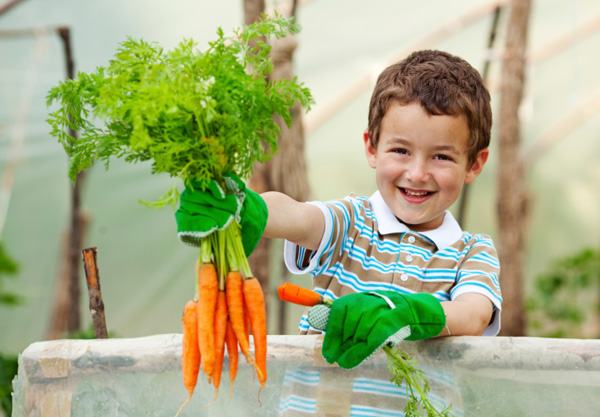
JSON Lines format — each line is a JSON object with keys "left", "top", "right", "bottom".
{"left": 239, "top": 188, "right": 268, "bottom": 255}
{"left": 175, "top": 178, "right": 241, "bottom": 247}
{"left": 177, "top": 223, "right": 233, "bottom": 247}
{"left": 403, "top": 293, "right": 446, "bottom": 341}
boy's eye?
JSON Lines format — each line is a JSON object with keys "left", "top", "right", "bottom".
{"left": 434, "top": 154, "right": 453, "bottom": 161}
{"left": 392, "top": 148, "right": 409, "bottom": 155}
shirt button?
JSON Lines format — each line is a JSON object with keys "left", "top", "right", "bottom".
{"left": 408, "top": 236, "right": 416, "bottom": 243}
{"left": 406, "top": 254, "right": 413, "bottom": 262}
{"left": 401, "top": 274, "right": 409, "bottom": 281}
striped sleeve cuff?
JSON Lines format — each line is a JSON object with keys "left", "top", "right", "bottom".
{"left": 451, "top": 283, "right": 503, "bottom": 336}
{"left": 283, "top": 201, "right": 332, "bottom": 275}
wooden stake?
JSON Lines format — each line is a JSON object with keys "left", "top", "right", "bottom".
{"left": 82, "top": 247, "right": 108, "bottom": 339}
{"left": 496, "top": 0, "right": 532, "bottom": 337}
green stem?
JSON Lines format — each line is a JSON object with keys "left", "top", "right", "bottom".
{"left": 215, "top": 230, "right": 226, "bottom": 290}
{"left": 383, "top": 345, "right": 453, "bottom": 417}
{"left": 197, "top": 236, "right": 214, "bottom": 301}
{"left": 200, "top": 235, "right": 212, "bottom": 264}
{"left": 225, "top": 221, "right": 253, "bottom": 278}
{"left": 225, "top": 225, "right": 240, "bottom": 273}
{"left": 193, "top": 262, "right": 200, "bottom": 302}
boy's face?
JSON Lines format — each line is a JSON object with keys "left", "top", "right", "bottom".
{"left": 364, "top": 101, "right": 488, "bottom": 232}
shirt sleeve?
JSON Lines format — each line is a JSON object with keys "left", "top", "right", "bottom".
{"left": 283, "top": 198, "right": 356, "bottom": 276}
{"left": 451, "top": 235, "right": 503, "bottom": 336}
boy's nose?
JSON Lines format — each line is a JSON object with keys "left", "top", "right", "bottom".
{"left": 406, "top": 159, "right": 430, "bottom": 183}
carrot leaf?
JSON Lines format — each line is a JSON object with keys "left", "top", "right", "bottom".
{"left": 47, "top": 13, "right": 313, "bottom": 203}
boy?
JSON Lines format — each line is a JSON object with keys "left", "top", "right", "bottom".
{"left": 177, "top": 49, "right": 502, "bottom": 370}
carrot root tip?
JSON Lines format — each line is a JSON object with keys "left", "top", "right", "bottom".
{"left": 257, "top": 385, "right": 264, "bottom": 408}
{"left": 199, "top": 391, "right": 219, "bottom": 414}
{"left": 174, "top": 394, "right": 192, "bottom": 417}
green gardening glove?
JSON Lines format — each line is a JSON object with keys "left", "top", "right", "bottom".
{"left": 314, "top": 291, "right": 446, "bottom": 369}
{"left": 175, "top": 173, "right": 268, "bottom": 256}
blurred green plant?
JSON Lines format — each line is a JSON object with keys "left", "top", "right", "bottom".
{"left": 0, "top": 242, "right": 20, "bottom": 416}
{"left": 0, "top": 242, "right": 21, "bottom": 306}
{"left": 0, "top": 353, "right": 18, "bottom": 416}
{"left": 65, "top": 324, "right": 117, "bottom": 340}
{"left": 527, "top": 247, "right": 600, "bottom": 338}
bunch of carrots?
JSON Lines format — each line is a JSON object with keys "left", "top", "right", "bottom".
{"left": 176, "top": 222, "right": 267, "bottom": 416}
{"left": 45, "top": 13, "right": 311, "bottom": 416}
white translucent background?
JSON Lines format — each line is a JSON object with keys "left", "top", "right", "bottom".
{"left": 1, "top": 0, "right": 599, "bottom": 353}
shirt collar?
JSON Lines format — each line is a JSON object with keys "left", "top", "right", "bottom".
{"left": 369, "top": 191, "right": 463, "bottom": 250}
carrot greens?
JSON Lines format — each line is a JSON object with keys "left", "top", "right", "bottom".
{"left": 47, "top": 13, "right": 313, "bottom": 207}
{"left": 384, "top": 345, "right": 453, "bottom": 417}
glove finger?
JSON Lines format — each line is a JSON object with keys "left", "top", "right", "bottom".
{"left": 348, "top": 306, "right": 371, "bottom": 346}
{"left": 179, "top": 181, "right": 240, "bottom": 219}
{"left": 334, "top": 341, "right": 375, "bottom": 369}
{"left": 180, "top": 185, "right": 223, "bottom": 207}
{"left": 335, "top": 317, "right": 391, "bottom": 369}
{"left": 206, "top": 179, "right": 227, "bottom": 199}
{"left": 322, "top": 293, "right": 371, "bottom": 364}
{"left": 321, "top": 301, "right": 349, "bottom": 364}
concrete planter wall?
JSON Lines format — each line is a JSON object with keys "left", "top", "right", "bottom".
{"left": 12, "top": 334, "right": 600, "bottom": 416}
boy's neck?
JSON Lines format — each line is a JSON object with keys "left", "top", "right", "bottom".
{"left": 369, "top": 191, "right": 463, "bottom": 249}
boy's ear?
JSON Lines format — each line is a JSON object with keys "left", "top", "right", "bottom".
{"left": 363, "top": 129, "right": 377, "bottom": 169}
{"left": 465, "top": 148, "right": 489, "bottom": 184}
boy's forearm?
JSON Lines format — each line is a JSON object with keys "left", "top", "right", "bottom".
{"left": 439, "top": 293, "right": 494, "bottom": 336}
{"left": 261, "top": 191, "right": 325, "bottom": 251}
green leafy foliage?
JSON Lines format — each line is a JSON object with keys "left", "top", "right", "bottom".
{"left": 0, "top": 244, "right": 21, "bottom": 416}
{"left": 0, "top": 242, "right": 21, "bottom": 306}
{"left": 0, "top": 352, "right": 18, "bottom": 416}
{"left": 46, "top": 13, "right": 313, "bottom": 208}
{"left": 65, "top": 324, "right": 117, "bottom": 340}
{"left": 527, "top": 247, "right": 600, "bottom": 338}
{"left": 384, "top": 345, "right": 454, "bottom": 416}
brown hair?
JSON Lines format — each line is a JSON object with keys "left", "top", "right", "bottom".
{"left": 367, "top": 50, "right": 492, "bottom": 166}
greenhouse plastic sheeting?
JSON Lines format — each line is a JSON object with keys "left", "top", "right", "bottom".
{"left": 11, "top": 334, "right": 600, "bottom": 416}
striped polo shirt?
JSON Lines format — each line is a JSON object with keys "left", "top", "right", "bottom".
{"left": 284, "top": 191, "right": 502, "bottom": 336}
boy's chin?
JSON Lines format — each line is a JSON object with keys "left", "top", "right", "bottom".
{"left": 395, "top": 214, "right": 445, "bottom": 232}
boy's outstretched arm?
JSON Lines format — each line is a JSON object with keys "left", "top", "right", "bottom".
{"left": 261, "top": 191, "right": 325, "bottom": 251}
{"left": 440, "top": 293, "right": 494, "bottom": 336}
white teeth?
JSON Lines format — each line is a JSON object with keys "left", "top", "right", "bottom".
{"left": 404, "top": 189, "right": 429, "bottom": 197}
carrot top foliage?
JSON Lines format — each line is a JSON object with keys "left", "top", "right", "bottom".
{"left": 46, "top": 14, "right": 313, "bottom": 208}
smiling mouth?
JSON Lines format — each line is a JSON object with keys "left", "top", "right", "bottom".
{"left": 400, "top": 188, "right": 434, "bottom": 200}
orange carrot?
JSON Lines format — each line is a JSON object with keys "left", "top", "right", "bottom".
{"left": 243, "top": 277, "right": 267, "bottom": 389}
{"left": 174, "top": 300, "right": 201, "bottom": 417}
{"left": 243, "top": 296, "right": 251, "bottom": 346}
{"left": 226, "top": 271, "right": 254, "bottom": 365}
{"left": 197, "top": 261, "right": 219, "bottom": 382}
{"left": 225, "top": 318, "right": 239, "bottom": 402}
{"left": 212, "top": 290, "right": 229, "bottom": 398}
{"left": 277, "top": 282, "right": 323, "bottom": 306}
